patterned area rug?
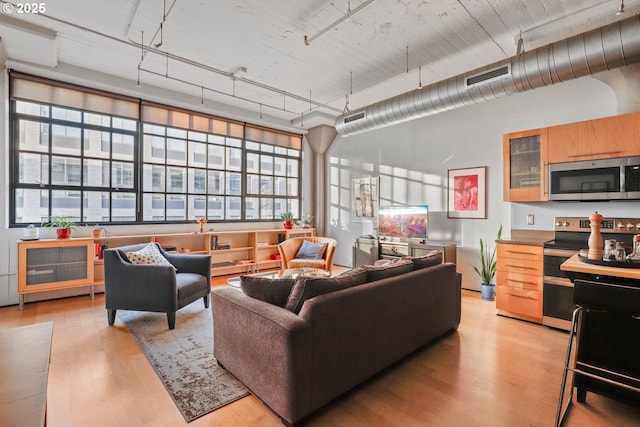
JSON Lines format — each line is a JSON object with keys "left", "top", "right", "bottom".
{"left": 118, "top": 303, "right": 249, "bottom": 422}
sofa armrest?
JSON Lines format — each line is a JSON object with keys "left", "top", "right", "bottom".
{"left": 163, "top": 252, "right": 211, "bottom": 279}
{"left": 211, "top": 287, "right": 313, "bottom": 425}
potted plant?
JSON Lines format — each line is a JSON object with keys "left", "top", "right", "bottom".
{"left": 281, "top": 212, "right": 294, "bottom": 229}
{"left": 44, "top": 215, "right": 79, "bottom": 239}
{"left": 473, "top": 225, "right": 502, "bottom": 301}
{"left": 22, "top": 224, "right": 40, "bottom": 240}
{"left": 301, "top": 213, "right": 314, "bottom": 228}
{"left": 90, "top": 224, "right": 108, "bottom": 238}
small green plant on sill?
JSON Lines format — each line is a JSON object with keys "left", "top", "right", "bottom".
{"left": 280, "top": 211, "right": 294, "bottom": 222}
{"left": 43, "top": 215, "right": 79, "bottom": 230}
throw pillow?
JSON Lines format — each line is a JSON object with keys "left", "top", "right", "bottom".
{"left": 407, "top": 250, "right": 442, "bottom": 270}
{"left": 240, "top": 275, "right": 296, "bottom": 307}
{"left": 285, "top": 270, "right": 368, "bottom": 314}
{"left": 295, "top": 240, "right": 328, "bottom": 260}
{"left": 364, "top": 259, "right": 414, "bottom": 282}
{"left": 125, "top": 243, "right": 176, "bottom": 270}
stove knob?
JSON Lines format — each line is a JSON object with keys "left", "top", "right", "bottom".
{"left": 636, "top": 223, "right": 640, "bottom": 229}
{"left": 555, "top": 221, "right": 563, "bottom": 227}
{"left": 617, "top": 222, "right": 625, "bottom": 229}
{"left": 563, "top": 221, "right": 569, "bottom": 227}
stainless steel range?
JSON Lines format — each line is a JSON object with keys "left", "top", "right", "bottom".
{"left": 543, "top": 216, "right": 640, "bottom": 330}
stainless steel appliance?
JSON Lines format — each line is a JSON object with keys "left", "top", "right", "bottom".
{"left": 543, "top": 216, "right": 640, "bottom": 330}
{"left": 548, "top": 156, "right": 640, "bottom": 201}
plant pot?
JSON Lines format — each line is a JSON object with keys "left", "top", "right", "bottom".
{"left": 92, "top": 228, "right": 103, "bottom": 238}
{"left": 22, "top": 227, "right": 39, "bottom": 240}
{"left": 56, "top": 228, "right": 72, "bottom": 239}
{"left": 481, "top": 284, "right": 495, "bottom": 301}
{"left": 283, "top": 220, "right": 293, "bottom": 230}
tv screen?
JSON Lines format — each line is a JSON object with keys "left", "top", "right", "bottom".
{"left": 378, "top": 205, "right": 428, "bottom": 240}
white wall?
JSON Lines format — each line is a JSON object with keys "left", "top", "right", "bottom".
{"left": 325, "top": 68, "right": 640, "bottom": 290}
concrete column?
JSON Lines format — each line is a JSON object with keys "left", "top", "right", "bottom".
{"left": 305, "top": 125, "right": 337, "bottom": 236}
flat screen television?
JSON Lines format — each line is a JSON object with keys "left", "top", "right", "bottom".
{"left": 378, "top": 205, "right": 428, "bottom": 241}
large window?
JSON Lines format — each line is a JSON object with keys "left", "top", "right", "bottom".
{"left": 10, "top": 74, "right": 303, "bottom": 226}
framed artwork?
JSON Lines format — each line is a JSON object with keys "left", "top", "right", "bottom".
{"left": 447, "top": 166, "right": 487, "bottom": 219}
{"left": 352, "top": 177, "right": 379, "bottom": 222}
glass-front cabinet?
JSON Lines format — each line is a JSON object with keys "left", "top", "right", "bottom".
{"left": 503, "top": 128, "right": 548, "bottom": 202}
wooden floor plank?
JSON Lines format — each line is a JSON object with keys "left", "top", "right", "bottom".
{"left": 1, "top": 274, "right": 638, "bottom": 426}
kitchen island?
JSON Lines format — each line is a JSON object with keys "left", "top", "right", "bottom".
{"left": 561, "top": 253, "right": 640, "bottom": 281}
{"left": 558, "top": 254, "right": 640, "bottom": 414}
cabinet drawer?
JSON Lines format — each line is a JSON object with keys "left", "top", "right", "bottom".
{"left": 496, "top": 286, "right": 542, "bottom": 319}
{"left": 497, "top": 243, "right": 542, "bottom": 261}
{"left": 496, "top": 270, "right": 542, "bottom": 291}
{"left": 497, "top": 258, "right": 543, "bottom": 276}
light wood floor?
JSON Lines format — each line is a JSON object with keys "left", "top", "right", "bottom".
{"left": 1, "top": 275, "right": 639, "bottom": 427}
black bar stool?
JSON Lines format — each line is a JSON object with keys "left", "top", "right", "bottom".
{"left": 555, "top": 279, "right": 640, "bottom": 427}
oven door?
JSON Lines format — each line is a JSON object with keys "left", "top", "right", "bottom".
{"left": 543, "top": 277, "right": 574, "bottom": 330}
{"left": 543, "top": 248, "right": 577, "bottom": 330}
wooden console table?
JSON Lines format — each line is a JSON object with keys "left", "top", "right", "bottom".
{"left": 0, "top": 321, "right": 53, "bottom": 427}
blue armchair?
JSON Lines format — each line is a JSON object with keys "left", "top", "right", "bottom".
{"left": 103, "top": 243, "right": 211, "bottom": 330}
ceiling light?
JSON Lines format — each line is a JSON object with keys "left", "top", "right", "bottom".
{"left": 616, "top": 0, "right": 625, "bottom": 15}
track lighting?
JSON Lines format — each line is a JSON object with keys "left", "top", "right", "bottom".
{"left": 616, "top": 0, "right": 625, "bottom": 15}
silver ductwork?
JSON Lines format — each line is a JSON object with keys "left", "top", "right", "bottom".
{"left": 336, "top": 15, "right": 640, "bottom": 136}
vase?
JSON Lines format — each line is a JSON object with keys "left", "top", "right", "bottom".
{"left": 199, "top": 224, "right": 204, "bottom": 233}
{"left": 56, "top": 228, "right": 72, "bottom": 239}
{"left": 480, "top": 284, "right": 495, "bottom": 301}
{"left": 92, "top": 228, "right": 102, "bottom": 238}
{"left": 283, "top": 220, "right": 293, "bottom": 230}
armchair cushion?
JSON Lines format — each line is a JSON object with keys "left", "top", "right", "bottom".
{"left": 295, "top": 240, "right": 328, "bottom": 260}
{"left": 284, "top": 270, "right": 368, "bottom": 314}
{"left": 125, "top": 243, "right": 176, "bottom": 270}
{"left": 240, "top": 275, "right": 296, "bottom": 307}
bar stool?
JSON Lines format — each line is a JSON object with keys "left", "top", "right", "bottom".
{"left": 555, "top": 278, "right": 640, "bottom": 427}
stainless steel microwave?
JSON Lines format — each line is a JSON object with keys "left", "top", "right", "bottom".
{"left": 548, "top": 156, "right": 640, "bottom": 201}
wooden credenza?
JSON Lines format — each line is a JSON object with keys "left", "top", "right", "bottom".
{"left": 17, "top": 228, "right": 315, "bottom": 309}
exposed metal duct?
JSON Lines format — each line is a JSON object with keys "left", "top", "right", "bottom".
{"left": 336, "top": 15, "right": 640, "bottom": 136}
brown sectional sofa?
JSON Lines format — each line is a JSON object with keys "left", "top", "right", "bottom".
{"left": 211, "top": 259, "right": 461, "bottom": 426}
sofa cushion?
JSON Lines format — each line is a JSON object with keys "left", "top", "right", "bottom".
{"left": 364, "top": 259, "right": 414, "bottom": 282}
{"left": 295, "top": 240, "right": 328, "bottom": 260}
{"left": 285, "top": 269, "right": 368, "bottom": 314}
{"left": 407, "top": 250, "right": 442, "bottom": 270}
{"left": 240, "top": 275, "right": 296, "bottom": 307}
{"left": 126, "top": 243, "right": 176, "bottom": 270}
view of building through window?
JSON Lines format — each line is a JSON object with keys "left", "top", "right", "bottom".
{"left": 11, "top": 75, "right": 302, "bottom": 226}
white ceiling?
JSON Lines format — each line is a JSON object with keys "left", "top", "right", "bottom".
{"left": 0, "top": 0, "right": 637, "bottom": 131}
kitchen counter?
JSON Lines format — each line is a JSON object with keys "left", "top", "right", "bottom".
{"left": 561, "top": 253, "right": 640, "bottom": 280}
{"left": 496, "top": 229, "right": 553, "bottom": 247}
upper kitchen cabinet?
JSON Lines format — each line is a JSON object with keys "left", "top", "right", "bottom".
{"left": 503, "top": 128, "right": 548, "bottom": 202}
{"left": 548, "top": 112, "right": 640, "bottom": 163}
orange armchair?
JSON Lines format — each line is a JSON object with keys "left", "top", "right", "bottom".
{"left": 277, "top": 237, "right": 336, "bottom": 275}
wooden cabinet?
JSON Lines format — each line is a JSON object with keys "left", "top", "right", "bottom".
{"left": 547, "top": 112, "right": 640, "bottom": 163}
{"left": 503, "top": 128, "right": 548, "bottom": 202}
{"left": 18, "top": 228, "right": 316, "bottom": 308}
{"left": 17, "top": 238, "right": 95, "bottom": 310}
{"left": 496, "top": 242, "right": 543, "bottom": 323}
{"left": 93, "top": 228, "right": 316, "bottom": 282}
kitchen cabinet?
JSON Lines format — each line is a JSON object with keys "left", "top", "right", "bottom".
{"left": 547, "top": 112, "right": 640, "bottom": 163}
{"left": 496, "top": 242, "right": 543, "bottom": 323}
{"left": 503, "top": 128, "right": 548, "bottom": 202}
